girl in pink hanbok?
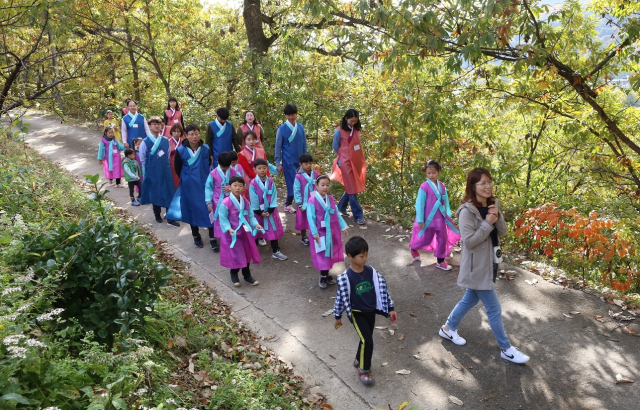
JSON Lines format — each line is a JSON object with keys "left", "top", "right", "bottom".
{"left": 97, "top": 127, "right": 125, "bottom": 187}
{"left": 218, "top": 175, "right": 264, "bottom": 287}
{"left": 205, "top": 152, "right": 237, "bottom": 252}
{"left": 409, "top": 160, "right": 460, "bottom": 270}
{"left": 306, "top": 175, "right": 349, "bottom": 288}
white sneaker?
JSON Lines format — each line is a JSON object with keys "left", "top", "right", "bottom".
{"left": 272, "top": 251, "right": 288, "bottom": 261}
{"left": 501, "top": 346, "right": 529, "bottom": 364}
{"left": 257, "top": 238, "right": 267, "bottom": 246}
{"left": 439, "top": 326, "right": 466, "bottom": 346}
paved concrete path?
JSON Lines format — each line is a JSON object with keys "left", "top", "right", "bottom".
{"left": 20, "top": 113, "right": 640, "bottom": 409}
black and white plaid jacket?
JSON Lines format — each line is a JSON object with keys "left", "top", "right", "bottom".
{"left": 333, "top": 265, "right": 395, "bottom": 320}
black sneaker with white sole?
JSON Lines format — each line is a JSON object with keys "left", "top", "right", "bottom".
{"left": 318, "top": 275, "right": 327, "bottom": 289}
{"left": 167, "top": 220, "right": 180, "bottom": 228}
{"left": 155, "top": 215, "right": 163, "bottom": 223}
{"left": 210, "top": 239, "right": 220, "bottom": 252}
{"left": 194, "top": 236, "right": 204, "bottom": 248}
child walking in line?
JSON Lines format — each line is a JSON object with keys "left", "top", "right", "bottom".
{"left": 409, "top": 160, "right": 460, "bottom": 271}
{"left": 229, "top": 151, "right": 244, "bottom": 178}
{"left": 133, "top": 138, "right": 143, "bottom": 195}
{"left": 163, "top": 97, "right": 185, "bottom": 137}
{"left": 294, "top": 153, "right": 319, "bottom": 246}
{"left": 218, "top": 175, "right": 265, "bottom": 287}
{"left": 166, "top": 124, "right": 213, "bottom": 248}
{"left": 97, "top": 126, "right": 126, "bottom": 187}
{"left": 139, "top": 116, "right": 179, "bottom": 226}
{"left": 250, "top": 159, "right": 288, "bottom": 260}
{"left": 334, "top": 236, "right": 397, "bottom": 385}
{"left": 205, "top": 152, "right": 237, "bottom": 252}
{"left": 307, "top": 175, "right": 348, "bottom": 288}
{"left": 103, "top": 110, "right": 122, "bottom": 144}
{"left": 206, "top": 107, "right": 235, "bottom": 168}
{"left": 409, "top": 160, "right": 460, "bottom": 270}
{"left": 122, "top": 148, "right": 141, "bottom": 206}
{"left": 168, "top": 124, "right": 185, "bottom": 189}
{"left": 236, "top": 109, "right": 265, "bottom": 150}
{"left": 275, "top": 104, "right": 308, "bottom": 214}
{"left": 238, "top": 130, "right": 278, "bottom": 199}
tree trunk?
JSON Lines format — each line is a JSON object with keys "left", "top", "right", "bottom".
{"left": 243, "top": 0, "right": 271, "bottom": 55}
{"left": 123, "top": 18, "right": 141, "bottom": 102}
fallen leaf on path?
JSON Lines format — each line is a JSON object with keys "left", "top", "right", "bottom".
{"left": 188, "top": 359, "right": 195, "bottom": 373}
{"left": 322, "top": 309, "right": 333, "bottom": 317}
{"left": 397, "top": 401, "right": 411, "bottom": 410}
{"left": 381, "top": 362, "right": 388, "bottom": 367}
{"left": 293, "top": 260, "right": 299, "bottom": 264}
{"left": 320, "top": 404, "right": 334, "bottom": 410}
{"left": 263, "top": 334, "right": 276, "bottom": 341}
{"left": 450, "top": 361, "right": 461, "bottom": 369}
{"left": 613, "top": 299, "right": 624, "bottom": 307}
{"left": 623, "top": 326, "right": 635, "bottom": 335}
{"left": 570, "top": 311, "right": 581, "bottom": 315}
{"left": 167, "top": 339, "right": 174, "bottom": 349}
{"left": 395, "top": 369, "right": 411, "bottom": 375}
{"left": 449, "top": 395, "right": 464, "bottom": 406}
{"left": 413, "top": 355, "right": 421, "bottom": 360}
{"left": 375, "top": 326, "right": 388, "bottom": 330}
{"left": 563, "top": 313, "right": 573, "bottom": 319}
{"left": 409, "top": 311, "right": 417, "bottom": 317}
{"left": 423, "top": 292, "right": 435, "bottom": 297}
{"left": 176, "top": 336, "right": 187, "bottom": 347}
{"left": 615, "top": 374, "right": 634, "bottom": 384}
{"left": 329, "top": 354, "right": 336, "bottom": 359}
{"left": 385, "top": 228, "right": 391, "bottom": 232}
{"left": 399, "top": 238, "right": 404, "bottom": 242}
{"left": 525, "top": 279, "right": 538, "bottom": 285}
{"left": 389, "top": 329, "right": 395, "bottom": 335}
{"left": 305, "top": 265, "right": 312, "bottom": 268}
{"left": 397, "top": 334, "right": 405, "bottom": 341}
{"left": 595, "top": 315, "right": 604, "bottom": 322}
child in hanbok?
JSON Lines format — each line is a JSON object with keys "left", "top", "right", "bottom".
{"left": 238, "top": 131, "right": 278, "bottom": 201}
{"left": 167, "top": 124, "right": 212, "bottom": 248}
{"left": 218, "top": 175, "right": 264, "bottom": 287}
{"left": 206, "top": 108, "right": 235, "bottom": 168}
{"left": 122, "top": 148, "right": 141, "bottom": 206}
{"left": 307, "top": 175, "right": 349, "bottom": 288}
{"left": 168, "top": 124, "right": 185, "bottom": 188}
{"left": 103, "top": 110, "right": 122, "bottom": 143}
{"left": 229, "top": 151, "right": 244, "bottom": 178}
{"left": 293, "top": 153, "right": 319, "bottom": 246}
{"left": 249, "top": 159, "right": 288, "bottom": 261}
{"left": 409, "top": 160, "right": 460, "bottom": 270}
{"left": 205, "top": 152, "right": 237, "bottom": 252}
{"left": 133, "top": 138, "right": 143, "bottom": 195}
{"left": 97, "top": 127, "right": 125, "bottom": 187}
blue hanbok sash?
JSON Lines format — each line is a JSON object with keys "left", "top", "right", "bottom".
{"left": 228, "top": 195, "right": 264, "bottom": 248}
{"left": 301, "top": 172, "right": 315, "bottom": 210}
{"left": 418, "top": 180, "right": 460, "bottom": 237}
{"left": 148, "top": 135, "right": 163, "bottom": 156}
{"left": 126, "top": 112, "right": 139, "bottom": 127}
{"left": 212, "top": 166, "right": 231, "bottom": 222}
{"left": 187, "top": 146, "right": 201, "bottom": 166}
{"left": 215, "top": 119, "right": 227, "bottom": 138}
{"left": 285, "top": 121, "right": 298, "bottom": 143}
{"left": 256, "top": 177, "right": 277, "bottom": 231}
{"left": 314, "top": 191, "right": 335, "bottom": 258}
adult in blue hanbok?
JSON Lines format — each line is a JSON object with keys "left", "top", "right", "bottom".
{"left": 139, "top": 117, "right": 178, "bottom": 225}
{"left": 167, "top": 125, "right": 213, "bottom": 248}
{"left": 275, "top": 104, "right": 308, "bottom": 213}
{"left": 205, "top": 107, "right": 236, "bottom": 169}
{"left": 120, "top": 100, "right": 150, "bottom": 148}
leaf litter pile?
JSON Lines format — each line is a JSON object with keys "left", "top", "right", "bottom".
{"left": 137, "top": 230, "right": 318, "bottom": 409}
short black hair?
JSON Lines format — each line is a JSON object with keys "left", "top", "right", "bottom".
{"left": 216, "top": 108, "right": 230, "bottom": 120}
{"left": 229, "top": 175, "right": 245, "bottom": 186}
{"left": 283, "top": 104, "right": 297, "bottom": 115}
{"left": 345, "top": 236, "right": 368, "bottom": 258}
{"left": 228, "top": 151, "right": 238, "bottom": 161}
{"left": 254, "top": 158, "right": 268, "bottom": 168}
{"left": 184, "top": 124, "right": 199, "bottom": 134}
{"left": 218, "top": 152, "right": 233, "bottom": 167}
{"left": 299, "top": 153, "right": 313, "bottom": 163}
{"left": 124, "top": 148, "right": 135, "bottom": 157}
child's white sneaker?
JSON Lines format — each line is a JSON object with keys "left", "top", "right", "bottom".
{"left": 272, "top": 251, "right": 287, "bottom": 261}
{"left": 436, "top": 261, "right": 452, "bottom": 271}
{"left": 501, "top": 346, "right": 530, "bottom": 364}
{"left": 439, "top": 326, "right": 466, "bottom": 346}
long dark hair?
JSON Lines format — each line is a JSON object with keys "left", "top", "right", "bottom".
{"left": 340, "top": 108, "right": 362, "bottom": 131}
{"left": 242, "top": 110, "right": 260, "bottom": 125}
{"left": 462, "top": 167, "right": 495, "bottom": 207}
{"left": 166, "top": 97, "right": 180, "bottom": 111}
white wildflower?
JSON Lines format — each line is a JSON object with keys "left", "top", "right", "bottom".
{"left": 165, "top": 398, "right": 177, "bottom": 404}
{"left": 37, "top": 308, "right": 65, "bottom": 321}
{"left": 17, "top": 270, "right": 35, "bottom": 282}
{"left": 7, "top": 346, "right": 27, "bottom": 359}
{"left": 2, "top": 287, "right": 22, "bottom": 296}
{"left": 16, "top": 303, "right": 32, "bottom": 313}
{"left": 25, "top": 339, "right": 47, "bottom": 348}
{"left": 3, "top": 334, "right": 26, "bottom": 345}
{"left": 43, "top": 407, "right": 62, "bottom": 410}
{"left": 135, "top": 387, "right": 148, "bottom": 395}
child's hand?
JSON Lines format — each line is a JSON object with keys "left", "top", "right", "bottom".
{"left": 228, "top": 229, "right": 235, "bottom": 234}
{"left": 314, "top": 235, "right": 320, "bottom": 244}
{"left": 124, "top": 143, "right": 130, "bottom": 148}
{"left": 255, "top": 224, "right": 263, "bottom": 230}
{"left": 334, "top": 319, "right": 342, "bottom": 329}
{"left": 261, "top": 212, "right": 270, "bottom": 217}
{"left": 208, "top": 206, "right": 213, "bottom": 212}
{"left": 343, "top": 229, "right": 348, "bottom": 237}
{"left": 277, "top": 165, "right": 283, "bottom": 174}
{"left": 223, "top": 186, "right": 231, "bottom": 192}
{"left": 418, "top": 222, "right": 424, "bottom": 229}
{"left": 389, "top": 311, "right": 398, "bottom": 323}
{"left": 98, "top": 160, "right": 102, "bottom": 164}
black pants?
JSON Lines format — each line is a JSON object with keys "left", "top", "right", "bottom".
{"left": 285, "top": 195, "right": 294, "bottom": 206}
{"left": 231, "top": 264, "right": 251, "bottom": 280}
{"left": 190, "top": 225, "right": 214, "bottom": 240}
{"left": 110, "top": 178, "right": 122, "bottom": 185}
{"left": 128, "top": 180, "right": 141, "bottom": 199}
{"left": 351, "top": 310, "right": 376, "bottom": 371}
{"left": 437, "top": 257, "right": 445, "bottom": 263}
{"left": 320, "top": 270, "right": 329, "bottom": 277}
{"left": 271, "top": 239, "right": 279, "bottom": 253}
{"left": 152, "top": 205, "right": 172, "bottom": 219}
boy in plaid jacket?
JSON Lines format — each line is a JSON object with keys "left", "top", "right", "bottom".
{"left": 334, "top": 236, "right": 397, "bottom": 385}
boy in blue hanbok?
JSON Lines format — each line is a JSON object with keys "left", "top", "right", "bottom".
{"left": 275, "top": 104, "right": 308, "bottom": 214}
